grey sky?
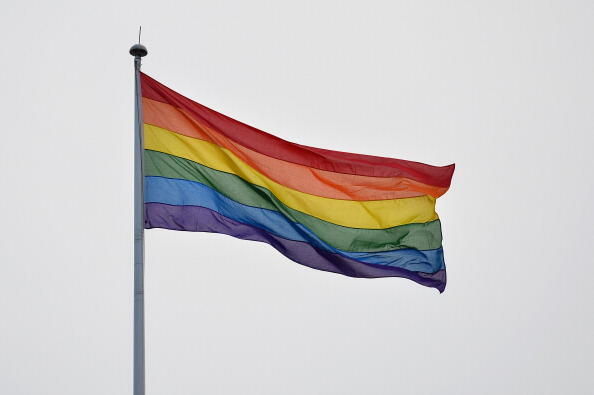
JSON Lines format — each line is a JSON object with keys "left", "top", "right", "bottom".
{"left": 1, "top": 1, "right": 593, "bottom": 394}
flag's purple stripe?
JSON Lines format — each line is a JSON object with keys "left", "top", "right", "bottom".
{"left": 145, "top": 203, "right": 446, "bottom": 292}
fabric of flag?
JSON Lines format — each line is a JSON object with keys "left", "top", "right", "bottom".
{"left": 140, "top": 73, "right": 455, "bottom": 292}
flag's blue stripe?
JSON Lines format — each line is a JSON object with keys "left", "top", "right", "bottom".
{"left": 145, "top": 176, "right": 445, "bottom": 273}
{"left": 145, "top": 202, "right": 447, "bottom": 292}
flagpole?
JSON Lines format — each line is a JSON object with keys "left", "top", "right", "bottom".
{"left": 130, "top": 42, "right": 147, "bottom": 395}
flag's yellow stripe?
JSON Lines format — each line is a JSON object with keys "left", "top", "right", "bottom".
{"left": 144, "top": 124, "right": 438, "bottom": 229}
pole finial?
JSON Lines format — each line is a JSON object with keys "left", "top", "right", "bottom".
{"left": 130, "top": 26, "right": 148, "bottom": 57}
{"left": 130, "top": 44, "right": 148, "bottom": 57}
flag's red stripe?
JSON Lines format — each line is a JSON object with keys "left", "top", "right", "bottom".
{"left": 143, "top": 98, "right": 449, "bottom": 200}
{"left": 140, "top": 72, "right": 455, "bottom": 187}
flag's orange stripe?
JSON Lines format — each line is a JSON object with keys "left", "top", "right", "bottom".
{"left": 143, "top": 98, "right": 448, "bottom": 200}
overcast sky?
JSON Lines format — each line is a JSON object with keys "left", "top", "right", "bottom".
{"left": 1, "top": 1, "right": 593, "bottom": 394}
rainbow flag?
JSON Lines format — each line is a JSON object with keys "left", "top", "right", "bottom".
{"left": 141, "top": 73, "right": 455, "bottom": 292}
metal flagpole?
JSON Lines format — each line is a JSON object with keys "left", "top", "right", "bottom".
{"left": 129, "top": 40, "right": 147, "bottom": 395}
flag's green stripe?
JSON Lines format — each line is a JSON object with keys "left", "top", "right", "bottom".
{"left": 144, "top": 149, "right": 443, "bottom": 252}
